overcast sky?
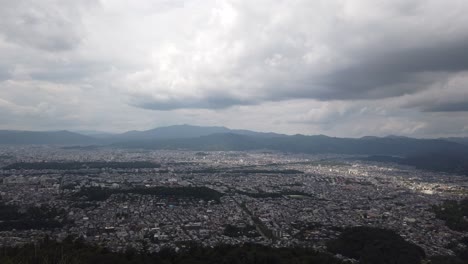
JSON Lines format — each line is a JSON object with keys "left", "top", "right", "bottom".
{"left": 1, "top": 0, "right": 468, "bottom": 137}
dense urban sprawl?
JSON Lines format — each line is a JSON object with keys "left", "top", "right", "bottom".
{"left": 0, "top": 145, "right": 466, "bottom": 257}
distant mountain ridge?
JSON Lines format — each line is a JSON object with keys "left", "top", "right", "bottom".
{"left": 115, "top": 132, "right": 468, "bottom": 157}
{"left": 1, "top": 125, "right": 468, "bottom": 175}
{"left": 0, "top": 125, "right": 466, "bottom": 156}
{"left": 0, "top": 130, "right": 97, "bottom": 145}
{"left": 111, "top": 124, "right": 285, "bottom": 141}
{"left": 443, "top": 137, "right": 468, "bottom": 145}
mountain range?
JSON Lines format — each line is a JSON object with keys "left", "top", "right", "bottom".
{"left": 110, "top": 124, "right": 285, "bottom": 141}
{"left": 1, "top": 125, "right": 467, "bottom": 175}
{"left": 0, "top": 125, "right": 466, "bottom": 155}
{"left": 0, "top": 130, "right": 96, "bottom": 145}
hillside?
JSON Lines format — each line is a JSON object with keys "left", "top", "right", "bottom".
{"left": 0, "top": 130, "right": 97, "bottom": 145}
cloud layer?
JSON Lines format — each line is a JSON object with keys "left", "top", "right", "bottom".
{"left": 0, "top": 0, "right": 467, "bottom": 137}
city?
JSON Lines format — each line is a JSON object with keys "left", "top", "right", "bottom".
{"left": 2, "top": 1, "right": 468, "bottom": 262}
{"left": 0, "top": 146, "right": 466, "bottom": 260}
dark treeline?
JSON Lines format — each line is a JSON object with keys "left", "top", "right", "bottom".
{"left": 327, "top": 227, "right": 467, "bottom": 263}
{"left": 0, "top": 236, "right": 347, "bottom": 264}
{"left": 236, "top": 190, "right": 311, "bottom": 199}
{"left": 3, "top": 161, "right": 161, "bottom": 170}
{"left": 432, "top": 236, "right": 468, "bottom": 264}
{"left": 362, "top": 153, "right": 468, "bottom": 176}
{"left": 0, "top": 202, "right": 66, "bottom": 231}
{"left": 75, "top": 186, "right": 223, "bottom": 203}
{"left": 403, "top": 152, "right": 468, "bottom": 176}
{"left": 190, "top": 168, "right": 303, "bottom": 174}
{"left": 223, "top": 224, "right": 261, "bottom": 238}
{"left": 432, "top": 198, "right": 468, "bottom": 231}
{"left": 1, "top": 227, "right": 465, "bottom": 263}
{"left": 326, "top": 226, "right": 425, "bottom": 264}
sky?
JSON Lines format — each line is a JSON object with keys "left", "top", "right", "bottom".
{"left": 0, "top": 0, "right": 468, "bottom": 138}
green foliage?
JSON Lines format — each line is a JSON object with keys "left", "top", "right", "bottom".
{"left": 432, "top": 199, "right": 468, "bottom": 231}
{"left": 223, "top": 224, "right": 261, "bottom": 238}
{"left": 237, "top": 190, "right": 310, "bottom": 199}
{"left": 326, "top": 226, "right": 425, "bottom": 264}
{"left": 0, "top": 202, "right": 66, "bottom": 231}
{"left": 437, "top": 236, "right": 468, "bottom": 263}
{"left": 0, "top": 237, "right": 348, "bottom": 264}
{"left": 0, "top": 202, "right": 23, "bottom": 221}
{"left": 429, "top": 255, "right": 465, "bottom": 264}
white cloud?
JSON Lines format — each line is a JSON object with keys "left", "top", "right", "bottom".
{"left": 1, "top": 0, "right": 468, "bottom": 136}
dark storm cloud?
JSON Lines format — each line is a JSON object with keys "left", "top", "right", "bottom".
{"left": 315, "top": 37, "right": 468, "bottom": 100}
{"left": 136, "top": 94, "right": 257, "bottom": 111}
{"left": 399, "top": 69, "right": 468, "bottom": 113}
{"left": 423, "top": 102, "right": 468, "bottom": 112}
{"left": 120, "top": 0, "right": 468, "bottom": 112}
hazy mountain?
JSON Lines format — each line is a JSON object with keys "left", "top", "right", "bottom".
{"left": 114, "top": 125, "right": 230, "bottom": 140}
{"left": 115, "top": 132, "right": 468, "bottom": 156}
{"left": 72, "top": 130, "right": 117, "bottom": 138}
{"left": 0, "top": 130, "right": 97, "bottom": 145}
{"left": 111, "top": 124, "right": 285, "bottom": 141}
{"left": 227, "top": 129, "right": 285, "bottom": 138}
{"left": 1, "top": 126, "right": 466, "bottom": 157}
{"left": 0, "top": 125, "right": 284, "bottom": 145}
{"left": 117, "top": 133, "right": 262, "bottom": 151}
{"left": 443, "top": 137, "right": 468, "bottom": 145}
{"left": 2, "top": 126, "right": 468, "bottom": 175}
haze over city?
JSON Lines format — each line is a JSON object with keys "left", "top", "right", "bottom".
{"left": 1, "top": 0, "right": 468, "bottom": 137}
